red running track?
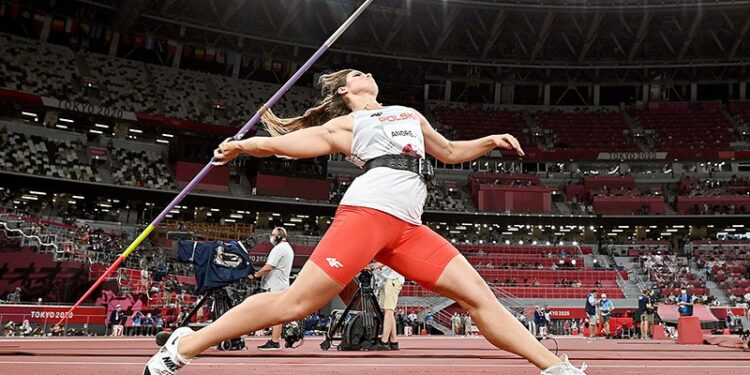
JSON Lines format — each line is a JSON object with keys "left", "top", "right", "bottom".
{"left": 0, "top": 336, "right": 748, "bottom": 375}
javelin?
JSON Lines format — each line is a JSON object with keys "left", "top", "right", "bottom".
{"left": 55, "top": 0, "right": 375, "bottom": 328}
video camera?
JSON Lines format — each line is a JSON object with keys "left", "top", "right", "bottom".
{"left": 320, "top": 270, "right": 383, "bottom": 351}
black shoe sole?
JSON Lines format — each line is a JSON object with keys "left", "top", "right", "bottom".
{"left": 155, "top": 331, "right": 171, "bottom": 347}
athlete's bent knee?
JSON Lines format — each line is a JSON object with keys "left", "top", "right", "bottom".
{"left": 280, "top": 295, "right": 321, "bottom": 322}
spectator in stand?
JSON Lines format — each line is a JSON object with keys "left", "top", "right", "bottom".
{"left": 677, "top": 289, "right": 694, "bottom": 316}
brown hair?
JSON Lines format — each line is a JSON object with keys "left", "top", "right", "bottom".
{"left": 261, "top": 69, "right": 353, "bottom": 136}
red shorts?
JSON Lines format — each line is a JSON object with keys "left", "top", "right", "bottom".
{"left": 310, "top": 205, "right": 459, "bottom": 291}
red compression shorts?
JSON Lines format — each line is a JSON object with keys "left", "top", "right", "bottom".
{"left": 309, "top": 205, "right": 459, "bottom": 291}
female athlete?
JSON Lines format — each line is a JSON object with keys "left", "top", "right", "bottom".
{"left": 144, "top": 69, "right": 588, "bottom": 375}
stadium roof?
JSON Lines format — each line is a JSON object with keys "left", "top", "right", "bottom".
{"left": 74, "top": 0, "right": 750, "bottom": 82}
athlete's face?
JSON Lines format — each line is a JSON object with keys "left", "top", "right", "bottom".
{"left": 338, "top": 70, "right": 378, "bottom": 97}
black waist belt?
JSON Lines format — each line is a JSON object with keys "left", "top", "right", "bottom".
{"left": 364, "top": 155, "right": 434, "bottom": 182}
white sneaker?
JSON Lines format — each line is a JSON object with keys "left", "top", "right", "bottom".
{"left": 143, "top": 327, "right": 194, "bottom": 375}
{"left": 540, "top": 354, "right": 589, "bottom": 375}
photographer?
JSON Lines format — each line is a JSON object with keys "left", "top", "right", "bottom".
{"left": 6, "top": 287, "right": 22, "bottom": 303}
{"left": 368, "top": 262, "right": 404, "bottom": 350}
{"left": 253, "top": 227, "right": 294, "bottom": 351}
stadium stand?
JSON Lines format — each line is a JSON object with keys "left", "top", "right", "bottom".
{"left": 534, "top": 109, "right": 636, "bottom": 151}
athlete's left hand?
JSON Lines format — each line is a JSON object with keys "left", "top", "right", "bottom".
{"left": 492, "top": 134, "right": 525, "bottom": 156}
{"left": 212, "top": 138, "right": 243, "bottom": 165}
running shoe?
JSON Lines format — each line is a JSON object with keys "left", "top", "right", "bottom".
{"left": 540, "top": 354, "right": 588, "bottom": 375}
{"left": 143, "top": 326, "right": 194, "bottom": 375}
{"left": 257, "top": 339, "right": 281, "bottom": 351}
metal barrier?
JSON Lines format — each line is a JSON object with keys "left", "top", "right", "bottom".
{"left": 0, "top": 215, "right": 61, "bottom": 254}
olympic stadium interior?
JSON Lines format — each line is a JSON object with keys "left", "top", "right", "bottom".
{"left": 1, "top": 0, "right": 750, "bottom": 344}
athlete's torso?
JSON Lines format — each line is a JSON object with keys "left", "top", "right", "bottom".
{"left": 339, "top": 105, "right": 427, "bottom": 224}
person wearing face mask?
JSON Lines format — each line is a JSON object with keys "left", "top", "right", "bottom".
{"left": 253, "top": 227, "right": 294, "bottom": 350}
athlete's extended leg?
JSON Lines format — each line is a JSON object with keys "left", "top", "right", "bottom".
{"left": 433, "top": 255, "right": 562, "bottom": 370}
{"left": 376, "top": 225, "right": 568, "bottom": 371}
{"left": 177, "top": 262, "right": 343, "bottom": 358}
{"left": 177, "top": 206, "right": 402, "bottom": 358}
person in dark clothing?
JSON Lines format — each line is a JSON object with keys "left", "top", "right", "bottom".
{"left": 637, "top": 289, "right": 654, "bottom": 339}
{"left": 110, "top": 305, "right": 126, "bottom": 337}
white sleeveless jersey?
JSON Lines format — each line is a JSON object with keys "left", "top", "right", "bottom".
{"left": 339, "top": 105, "right": 427, "bottom": 224}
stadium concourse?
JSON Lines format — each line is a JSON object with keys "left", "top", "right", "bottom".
{"left": 2, "top": 0, "right": 750, "bottom": 374}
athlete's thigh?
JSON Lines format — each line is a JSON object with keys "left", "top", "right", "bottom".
{"left": 432, "top": 255, "right": 497, "bottom": 308}
{"left": 309, "top": 205, "right": 401, "bottom": 287}
{"left": 376, "top": 225, "right": 461, "bottom": 291}
{"left": 282, "top": 260, "right": 345, "bottom": 310}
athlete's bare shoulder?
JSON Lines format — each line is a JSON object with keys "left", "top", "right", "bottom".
{"left": 320, "top": 115, "right": 354, "bottom": 155}
{"left": 322, "top": 114, "right": 355, "bottom": 133}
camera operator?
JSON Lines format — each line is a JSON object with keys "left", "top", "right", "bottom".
{"left": 253, "top": 227, "right": 294, "bottom": 351}
{"left": 368, "top": 262, "right": 404, "bottom": 350}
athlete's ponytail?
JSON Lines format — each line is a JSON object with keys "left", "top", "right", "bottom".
{"left": 262, "top": 69, "right": 353, "bottom": 136}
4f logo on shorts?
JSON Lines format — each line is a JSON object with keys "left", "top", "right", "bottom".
{"left": 326, "top": 257, "right": 343, "bottom": 268}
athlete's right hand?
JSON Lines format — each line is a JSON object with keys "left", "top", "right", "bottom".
{"left": 492, "top": 134, "right": 525, "bottom": 156}
{"left": 212, "top": 138, "right": 243, "bottom": 165}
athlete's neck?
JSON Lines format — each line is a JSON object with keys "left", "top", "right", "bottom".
{"left": 346, "top": 94, "right": 383, "bottom": 112}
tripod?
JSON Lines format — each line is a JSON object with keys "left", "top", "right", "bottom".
{"left": 320, "top": 270, "right": 383, "bottom": 351}
{"left": 156, "top": 281, "right": 253, "bottom": 349}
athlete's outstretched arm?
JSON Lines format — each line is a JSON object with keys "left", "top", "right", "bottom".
{"left": 212, "top": 115, "right": 353, "bottom": 165}
{"left": 418, "top": 112, "right": 524, "bottom": 164}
